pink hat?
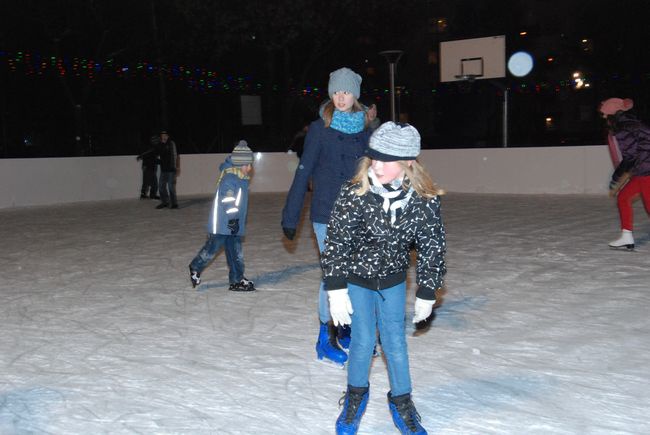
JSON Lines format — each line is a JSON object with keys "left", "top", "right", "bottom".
{"left": 599, "top": 98, "right": 634, "bottom": 116}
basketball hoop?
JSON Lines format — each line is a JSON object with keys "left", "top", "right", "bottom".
{"left": 454, "top": 74, "right": 480, "bottom": 82}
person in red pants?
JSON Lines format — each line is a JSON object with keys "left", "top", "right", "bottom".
{"left": 599, "top": 98, "right": 650, "bottom": 249}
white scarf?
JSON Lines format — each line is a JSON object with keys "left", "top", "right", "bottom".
{"left": 368, "top": 169, "right": 414, "bottom": 225}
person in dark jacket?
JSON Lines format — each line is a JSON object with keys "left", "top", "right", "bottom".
{"left": 599, "top": 98, "right": 650, "bottom": 249}
{"left": 322, "top": 122, "right": 446, "bottom": 435}
{"left": 281, "top": 67, "right": 371, "bottom": 366}
{"left": 156, "top": 130, "right": 179, "bottom": 209}
{"left": 188, "top": 141, "right": 256, "bottom": 291}
{"left": 136, "top": 138, "right": 160, "bottom": 199}
{"left": 288, "top": 123, "right": 309, "bottom": 159}
{"left": 361, "top": 100, "right": 381, "bottom": 132}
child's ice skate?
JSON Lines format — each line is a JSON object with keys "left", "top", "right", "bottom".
{"left": 388, "top": 392, "right": 427, "bottom": 435}
{"left": 229, "top": 277, "right": 256, "bottom": 292}
{"left": 316, "top": 321, "right": 348, "bottom": 368}
{"left": 608, "top": 229, "right": 635, "bottom": 250}
{"left": 189, "top": 267, "right": 201, "bottom": 288}
{"left": 336, "top": 385, "right": 369, "bottom": 435}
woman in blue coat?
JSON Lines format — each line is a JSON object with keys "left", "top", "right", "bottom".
{"left": 282, "top": 67, "right": 371, "bottom": 365}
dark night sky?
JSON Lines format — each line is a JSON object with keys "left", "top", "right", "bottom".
{"left": 1, "top": 0, "right": 649, "bottom": 157}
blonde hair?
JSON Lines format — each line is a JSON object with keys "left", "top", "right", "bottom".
{"left": 322, "top": 100, "right": 370, "bottom": 129}
{"left": 352, "top": 157, "right": 444, "bottom": 198}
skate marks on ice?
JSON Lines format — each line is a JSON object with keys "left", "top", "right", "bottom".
{"left": 411, "top": 361, "right": 649, "bottom": 434}
{"left": 196, "top": 263, "right": 320, "bottom": 291}
{"left": 0, "top": 387, "right": 65, "bottom": 434}
{"left": 413, "top": 374, "right": 556, "bottom": 433}
{"left": 251, "top": 263, "right": 320, "bottom": 287}
{"left": 2, "top": 193, "right": 650, "bottom": 434}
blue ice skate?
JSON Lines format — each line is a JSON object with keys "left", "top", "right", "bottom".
{"left": 316, "top": 322, "right": 348, "bottom": 366}
{"left": 388, "top": 392, "right": 427, "bottom": 434}
{"left": 336, "top": 385, "right": 369, "bottom": 435}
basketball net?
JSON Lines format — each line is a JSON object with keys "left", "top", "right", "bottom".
{"left": 454, "top": 74, "right": 479, "bottom": 94}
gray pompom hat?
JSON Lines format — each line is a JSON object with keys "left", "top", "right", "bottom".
{"left": 367, "top": 122, "right": 421, "bottom": 162}
{"left": 328, "top": 67, "right": 362, "bottom": 99}
{"left": 231, "top": 140, "right": 254, "bottom": 166}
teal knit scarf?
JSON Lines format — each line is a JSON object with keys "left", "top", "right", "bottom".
{"left": 330, "top": 110, "right": 365, "bottom": 134}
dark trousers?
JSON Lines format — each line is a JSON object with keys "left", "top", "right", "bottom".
{"left": 159, "top": 171, "right": 177, "bottom": 206}
{"left": 140, "top": 165, "right": 158, "bottom": 197}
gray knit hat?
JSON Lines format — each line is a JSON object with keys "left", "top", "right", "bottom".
{"left": 231, "top": 140, "right": 254, "bottom": 166}
{"left": 328, "top": 67, "right": 362, "bottom": 99}
{"left": 367, "top": 122, "right": 420, "bottom": 161}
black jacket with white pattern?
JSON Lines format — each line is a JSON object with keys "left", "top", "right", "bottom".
{"left": 321, "top": 181, "right": 446, "bottom": 300}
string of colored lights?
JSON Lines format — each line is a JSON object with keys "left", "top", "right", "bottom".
{"left": 0, "top": 49, "right": 260, "bottom": 95}
{"left": 2, "top": 49, "right": 649, "bottom": 99}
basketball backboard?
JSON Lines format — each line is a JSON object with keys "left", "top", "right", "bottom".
{"left": 440, "top": 35, "right": 506, "bottom": 82}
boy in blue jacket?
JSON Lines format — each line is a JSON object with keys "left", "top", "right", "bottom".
{"left": 189, "top": 140, "right": 255, "bottom": 291}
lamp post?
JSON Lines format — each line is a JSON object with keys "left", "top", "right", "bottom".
{"left": 505, "top": 51, "right": 534, "bottom": 148}
{"left": 503, "top": 88, "right": 508, "bottom": 148}
{"left": 379, "top": 50, "right": 403, "bottom": 122}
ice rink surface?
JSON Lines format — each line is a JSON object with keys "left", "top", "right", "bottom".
{"left": 1, "top": 192, "right": 649, "bottom": 434}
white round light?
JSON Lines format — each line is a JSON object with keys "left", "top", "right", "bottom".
{"left": 508, "top": 51, "right": 533, "bottom": 77}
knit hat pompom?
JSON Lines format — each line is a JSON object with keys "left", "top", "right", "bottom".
{"left": 231, "top": 140, "right": 254, "bottom": 166}
{"left": 328, "top": 67, "right": 362, "bottom": 99}
{"left": 367, "top": 122, "right": 421, "bottom": 162}
{"left": 599, "top": 98, "right": 634, "bottom": 116}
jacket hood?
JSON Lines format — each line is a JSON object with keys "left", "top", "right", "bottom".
{"left": 612, "top": 111, "right": 641, "bottom": 133}
{"left": 220, "top": 156, "right": 234, "bottom": 171}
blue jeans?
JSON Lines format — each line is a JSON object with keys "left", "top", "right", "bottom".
{"left": 189, "top": 234, "right": 244, "bottom": 284}
{"left": 347, "top": 282, "right": 412, "bottom": 396}
{"left": 159, "top": 171, "right": 177, "bottom": 206}
{"left": 313, "top": 222, "right": 331, "bottom": 323}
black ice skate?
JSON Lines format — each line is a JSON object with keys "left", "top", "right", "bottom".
{"left": 189, "top": 267, "right": 201, "bottom": 288}
{"left": 229, "top": 278, "right": 256, "bottom": 292}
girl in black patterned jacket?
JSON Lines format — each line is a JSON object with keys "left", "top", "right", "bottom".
{"left": 321, "top": 122, "right": 446, "bottom": 435}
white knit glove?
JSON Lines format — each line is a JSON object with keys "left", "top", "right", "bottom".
{"left": 413, "top": 297, "right": 436, "bottom": 323}
{"left": 328, "top": 288, "right": 354, "bottom": 326}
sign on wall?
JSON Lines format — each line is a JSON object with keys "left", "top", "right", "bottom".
{"left": 240, "top": 95, "right": 262, "bottom": 125}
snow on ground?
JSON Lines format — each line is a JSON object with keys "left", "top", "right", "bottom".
{"left": 1, "top": 192, "right": 649, "bottom": 434}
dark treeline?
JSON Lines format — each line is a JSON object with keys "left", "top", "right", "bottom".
{"left": 1, "top": 0, "right": 649, "bottom": 158}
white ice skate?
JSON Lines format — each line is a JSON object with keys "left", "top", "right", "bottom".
{"left": 608, "top": 230, "right": 635, "bottom": 250}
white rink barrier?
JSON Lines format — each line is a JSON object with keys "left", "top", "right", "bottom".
{"left": 0, "top": 145, "right": 613, "bottom": 209}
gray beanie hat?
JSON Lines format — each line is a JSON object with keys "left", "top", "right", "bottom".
{"left": 367, "top": 122, "right": 420, "bottom": 161}
{"left": 328, "top": 67, "right": 362, "bottom": 99}
{"left": 231, "top": 140, "right": 254, "bottom": 166}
